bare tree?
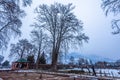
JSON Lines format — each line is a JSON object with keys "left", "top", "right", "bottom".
{"left": 69, "top": 56, "right": 75, "bottom": 65}
{"left": 0, "top": 0, "right": 32, "bottom": 49}
{"left": 78, "top": 58, "right": 85, "bottom": 70}
{"left": 78, "top": 58, "right": 91, "bottom": 74}
{"left": 101, "top": 0, "right": 120, "bottom": 34}
{"left": 33, "top": 3, "right": 89, "bottom": 70}
{"left": 0, "top": 55, "right": 4, "bottom": 64}
{"left": 89, "top": 60, "right": 96, "bottom": 76}
{"left": 16, "top": 0, "right": 32, "bottom": 7}
{"left": 31, "top": 28, "right": 49, "bottom": 68}
{"left": 9, "top": 39, "right": 36, "bottom": 59}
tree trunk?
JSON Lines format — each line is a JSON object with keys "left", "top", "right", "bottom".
{"left": 86, "top": 66, "right": 91, "bottom": 75}
{"left": 20, "top": 48, "right": 25, "bottom": 58}
{"left": 35, "top": 40, "right": 42, "bottom": 69}
{"left": 51, "top": 33, "right": 61, "bottom": 71}
{"left": 91, "top": 65, "right": 96, "bottom": 76}
{"left": 36, "top": 46, "right": 41, "bottom": 69}
{"left": 51, "top": 50, "right": 58, "bottom": 71}
{"left": 36, "top": 52, "right": 40, "bottom": 69}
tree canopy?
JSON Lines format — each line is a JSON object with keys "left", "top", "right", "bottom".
{"left": 33, "top": 3, "right": 89, "bottom": 70}
{"left": 101, "top": 0, "right": 120, "bottom": 34}
{"left": 9, "top": 39, "right": 37, "bottom": 59}
{"left": 0, "top": 0, "right": 32, "bottom": 49}
{"left": 31, "top": 27, "right": 49, "bottom": 68}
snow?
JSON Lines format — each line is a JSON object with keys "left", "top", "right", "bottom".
{"left": 59, "top": 68, "right": 120, "bottom": 77}
{"left": 0, "top": 68, "right": 120, "bottom": 79}
{"left": 96, "top": 69, "right": 120, "bottom": 77}
{"left": 0, "top": 68, "right": 11, "bottom": 70}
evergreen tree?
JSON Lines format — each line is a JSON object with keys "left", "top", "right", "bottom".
{"left": 27, "top": 55, "right": 35, "bottom": 63}
{"left": 2, "top": 60, "right": 9, "bottom": 67}
{"left": 38, "top": 52, "right": 46, "bottom": 64}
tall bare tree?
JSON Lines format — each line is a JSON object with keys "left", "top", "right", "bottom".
{"left": 0, "top": 0, "right": 32, "bottom": 50}
{"left": 101, "top": 0, "right": 120, "bottom": 34}
{"left": 31, "top": 28, "right": 49, "bottom": 68}
{"left": 9, "top": 39, "right": 36, "bottom": 59}
{"left": 0, "top": 55, "right": 4, "bottom": 64}
{"left": 33, "top": 3, "right": 89, "bottom": 70}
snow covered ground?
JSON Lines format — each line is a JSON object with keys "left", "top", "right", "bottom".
{"left": 60, "top": 68, "right": 120, "bottom": 77}
{"left": 0, "top": 68, "right": 11, "bottom": 70}
{"left": 0, "top": 68, "right": 120, "bottom": 78}
{"left": 96, "top": 69, "right": 120, "bottom": 77}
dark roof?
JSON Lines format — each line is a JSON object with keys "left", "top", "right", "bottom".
{"left": 16, "top": 58, "right": 28, "bottom": 62}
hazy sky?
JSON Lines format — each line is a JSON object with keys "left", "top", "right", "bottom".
{"left": 10, "top": 0, "right": 120, "bottom": 61}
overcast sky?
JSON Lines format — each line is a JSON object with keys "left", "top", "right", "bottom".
{"left": 9, "top": 0, "right": 120, "bottom": 61}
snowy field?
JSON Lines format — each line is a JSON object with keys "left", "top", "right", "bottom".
{"left": 0, "top": 68, "right": 120, "bottom": 78}
{"left": 60, "top": 68, "right": 120, "bottom": 77}
{"left": 96, "top": 69, "right": 120, "bottom": 77}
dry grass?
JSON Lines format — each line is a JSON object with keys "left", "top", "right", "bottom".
{"left": 0, "top": 72, "right": 74, "bottom": 80}
{"left": 0, "top": 71, "right": 115, "bottom": 80}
